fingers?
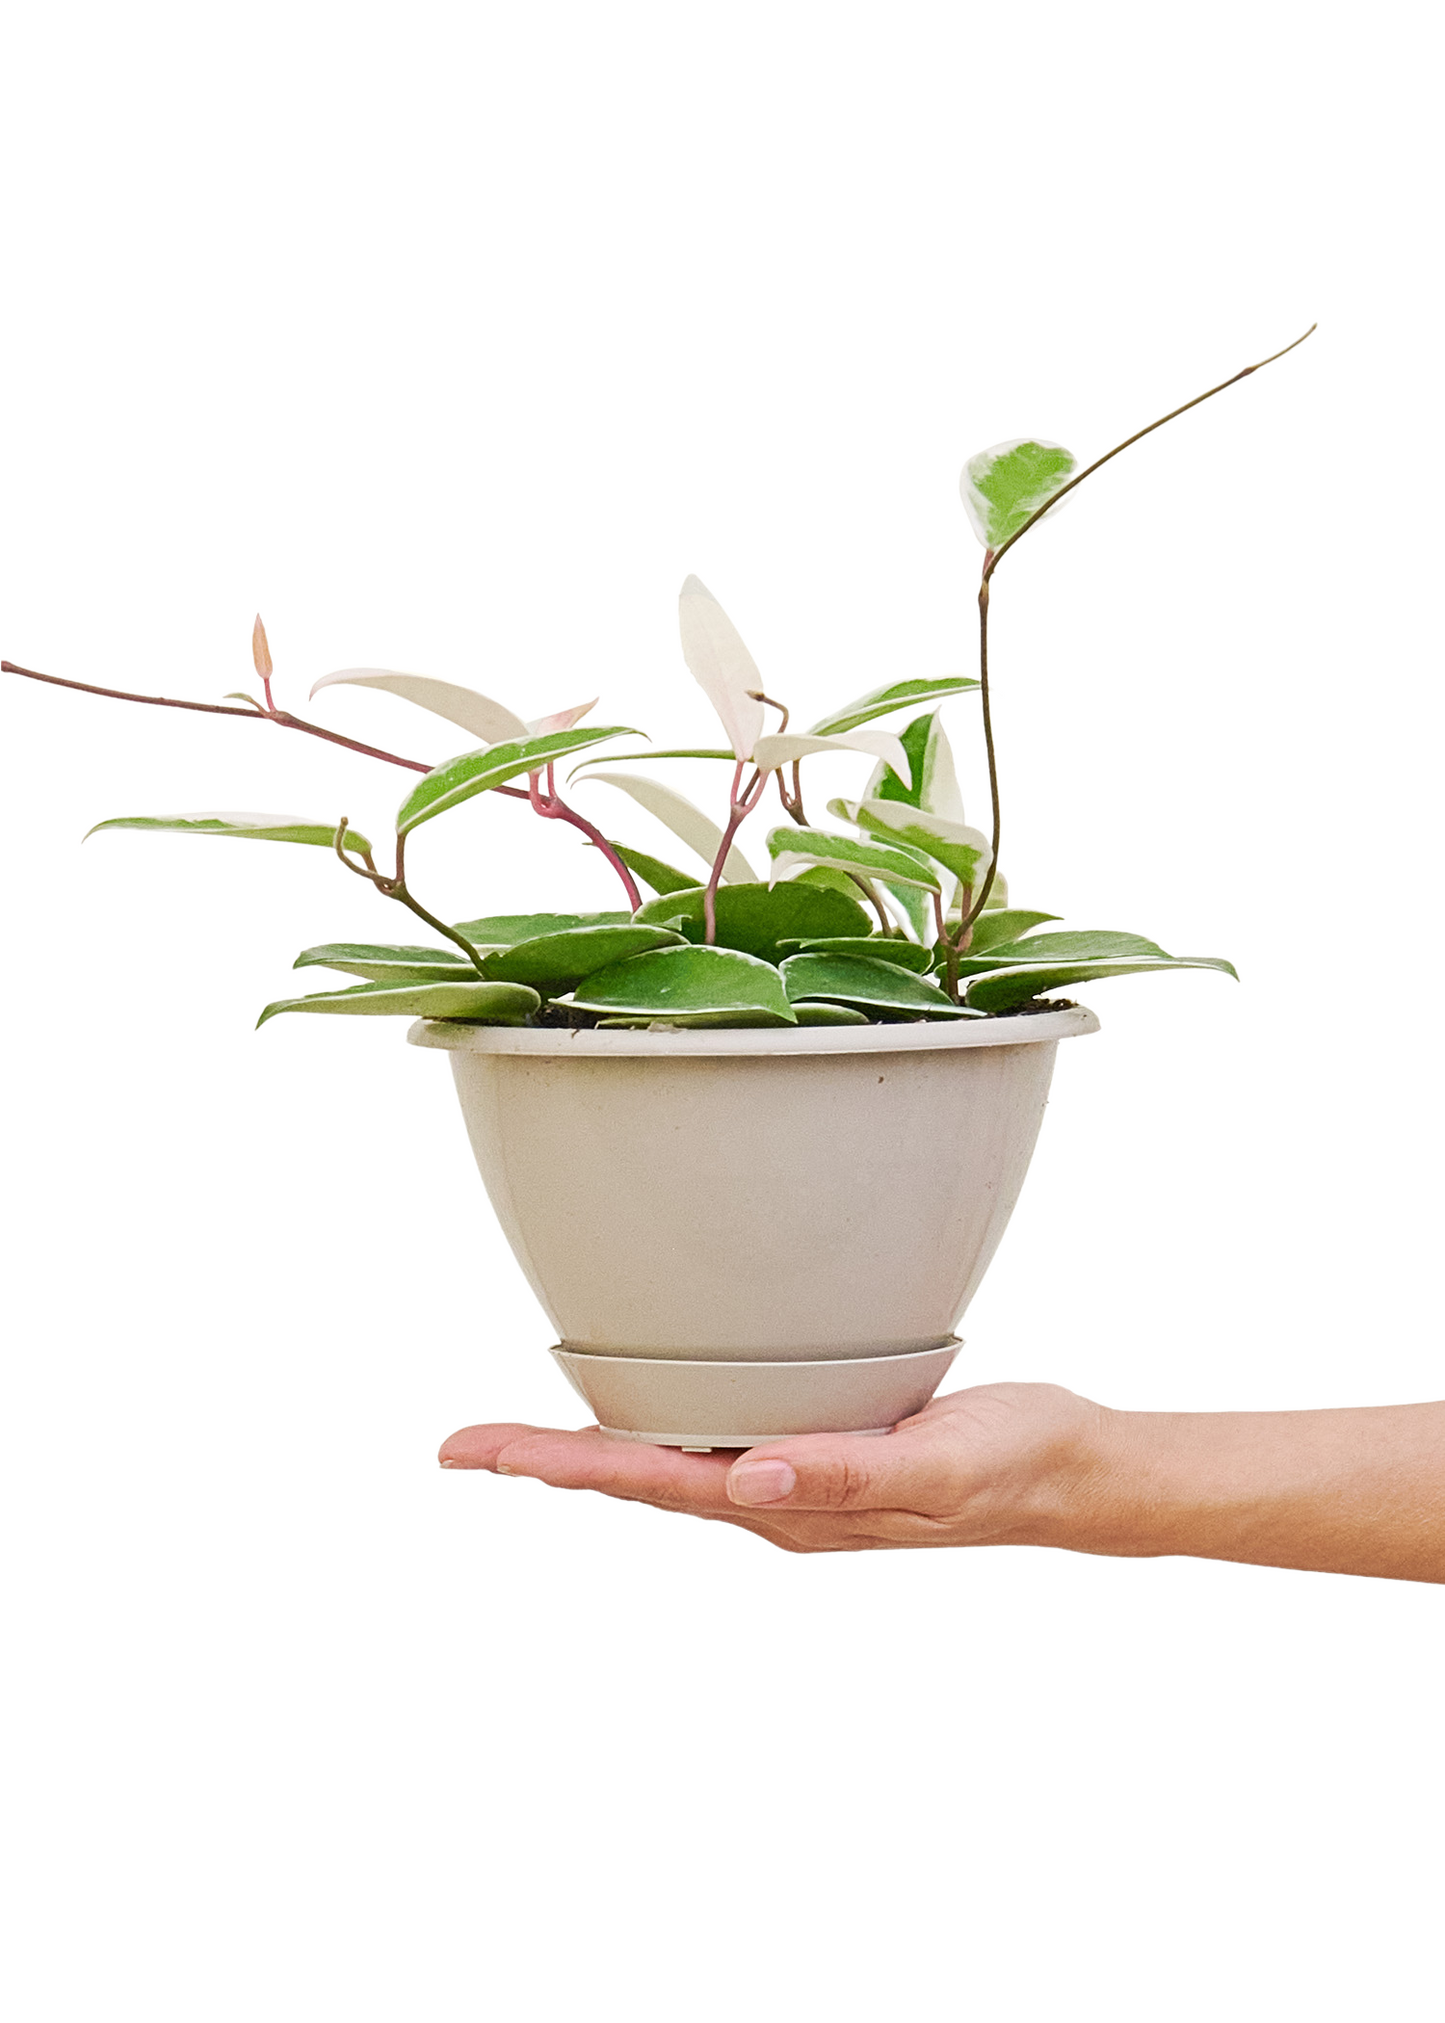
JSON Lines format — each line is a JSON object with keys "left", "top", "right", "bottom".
{"left": 452, "top": 1425, "right": 741, "bottom": 1511}
{"left": 438, "top": 1422, "right": 552, "bottom": 1470}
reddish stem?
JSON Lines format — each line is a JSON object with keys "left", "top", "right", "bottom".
{"left": 525, "top": 767, "right": 642, "bottom": 910}
{"left": 2, "top": 659, "right": 434, "bottom": 773}
{"left": 703, "top": 761, "right": 767, "bottom": 943}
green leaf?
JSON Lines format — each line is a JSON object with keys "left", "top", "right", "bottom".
{"left": 607, "top": 843, "right": 701, "bottom": 896}
{"left": 294, "top": 941, "right": 482, "bottom": 983}
{"left": 961, "top": 439, "right": 1078, "bottom": 550}
{"left": 86, "top": 812, "right": 369, "bottom": 851}
{"left": 963, "top": 954, "right": 1239, "bottom": 1014}
{"left": 780, "top": 953, "right": 978, "bottom": 1020}
{"left": 451, "top": 910, "right": 629, "bottom": 945}
{"left": 257, "top": 978, "right": 540, "bottom": 1027}
{"left": 564, "top": 945, "right": 797, "bottom": 1027}
{"left": 396, "top": 727, "right": 639, "bottom": 833}
{"left": 481, "top": 924, "right": 686, "bottom": 985}
{"left": 791, "top": 1002, "right": 870, "bottom": 1025}
{"left": 833, "top": 797, "right": 991, "bottom": 890}
{"left": 766, "top": 826, "right": 941, "bottom": 892}
{"left": 575, "top": 772, "right": 757, "bottom": 882}
{"left": 962, "top": 909, "right": 1061, "bottom": 953}
{"left": 632, "top": 881, "right": 871, "bottom": 964}
{"left": 808, "top": 678, "right": 979, "bottom": 738}
{"left": 779, "top": 935, "right": 934, "bottom": 973}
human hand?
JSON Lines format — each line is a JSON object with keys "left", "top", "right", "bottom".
{"left": 438, "top": 1383, "right": 1113, "bottom": 1554}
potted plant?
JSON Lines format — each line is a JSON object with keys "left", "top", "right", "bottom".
{"left": 2, "top": 328, "right": 1311, "bottom": 1449}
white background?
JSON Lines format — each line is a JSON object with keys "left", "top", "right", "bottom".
{"left": 2, "top": 3, "right": 1441, "bottom": 2017}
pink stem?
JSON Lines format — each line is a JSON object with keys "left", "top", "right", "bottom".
{"left": 525, "top": 768, "right": 642, "bottom": 911}
{"left": 703, "top": 761, "right": 767, "bottom": 943}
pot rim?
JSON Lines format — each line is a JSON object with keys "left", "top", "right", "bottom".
{"left": 407, "top": 1002, "right": 1099, "bottom": 1058}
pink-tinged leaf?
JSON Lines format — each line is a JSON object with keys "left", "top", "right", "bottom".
{"left": 751, "top": 729, "right": 909, "bottom": 780}
{"left": 252, "top": 615, "right": 273, "bottom": 680}
{"left": 526, "top": 698, "right": 598, "bottom": 735}
{"left": 310, "top": 669, "right": 529, "bottom": 743}
{"left": 678, "top": 577, "right": 766, "bottom": 761}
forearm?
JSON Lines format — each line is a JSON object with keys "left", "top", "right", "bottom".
{"left": 1047, "top": 1402, "right": 1445, "bottom": 1583}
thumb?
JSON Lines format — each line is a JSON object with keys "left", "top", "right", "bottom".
{"left": 726, "top": 1432, "right": 900, "bottom": 1512}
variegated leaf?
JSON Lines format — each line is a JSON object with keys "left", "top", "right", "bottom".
{"left": 575, "top": 770, "right": 757, "bottom": 882}
{"left": 678, "top": 576, "right": 765, "bottom": 761}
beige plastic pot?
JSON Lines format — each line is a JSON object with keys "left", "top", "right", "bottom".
{"left": 410, "top": 1006, "right": 1098, "bottom": 1447}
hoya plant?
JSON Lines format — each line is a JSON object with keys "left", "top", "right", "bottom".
{"left": 2, "top": 330, "right": 1311, "bottom": 1031}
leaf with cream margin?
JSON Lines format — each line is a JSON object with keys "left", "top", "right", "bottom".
{"left": 563, "top": 944, "right": 797, "bottom": 1028}
{"left": 574, "top": 771, "right": 757, "bottom": 882}
{"left": 678, "top": 576, "right": 766, "bottom": 760}
{"left": 808, "top": 676, "right": 978, "bottom": 738}
{"left": 451, "top": 910, "right": 628, "bottom": 945}
{"left": 295, "top": 941, "right": 483, "bottom": 983}
{"left": 963, "top": 953, "right": 1238, "bottom": 1014}
{"left": 257, "top": 978, "right": 539, "bottom": 1027}
{"left": 766, "top": 825, "right": 941, "bottom": 892}
{"left": 568, "top": 748, "right": 734, "bottom": 778}
{"left": 779, "top": 935, "right": 934, "bottom": 973}
{"left": 864, "top": 711, "right": 966, "bottom": 822}
{"left": 831, "top": 798, "right": 991, "bottom": 890}
{"left": 311, "top": 670, "right": 529, "bottom": 743}
{"left": 961, "top": 909, "right": 1061, "bottom": 954}
{"left": 481, "top": 923, "right": 686, "bottom": 986}
{"left": 961, "top": 439, "right": 1077, "bottom": 550}
{"left": 751, "top": 729, "right": 909, "bottom": 780}
{"left": 396, "top": 727, "right": 638, "bottom": 833}
{"left": 633, "top": 881, "right": 870, "bottom": 963}
{"left": 86, "top": 812, "right": 371, "bottom": 852}
{"left": 881, "top": 880, "right": 934, "bottom": 943}
{"left": 780, "top": 953, "right": 978, "bottom": 1020}
{"left": 606, "top": 843, "right": 700, "bottom": 896}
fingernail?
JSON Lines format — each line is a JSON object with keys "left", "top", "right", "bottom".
{"left": 439, "top": 1457, "right": 466, "bottom": 1469}
{"left": 728, "top": 1458, "right": 796, "bottom": 1506}
{"left": 495, "top": 1462, "right": 516, "bottom": 1475}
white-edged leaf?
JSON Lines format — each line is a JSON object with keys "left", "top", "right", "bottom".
{"left": 678, "top": 576, "right": 765, "bottom": 760}
{"left": 526, "top": 699, "right": 597, "bottom": 735}
{"left": 568, "top": 748, "right": 735, "bottom": 779}
{"left": 751, "top": 729, "right": 909, "bottom": 779}
{"left": 831, "top": 797, "right": 990, "bottom": 889}
{"left": 808, "top": 676, "right": 978, "bottom": 737}
{"left": 396, "top": 727, "right": 639, "bottom": 833}
{"left": 918, "top": 716, "right": 965, "bottom": 822}
{"left": 964, "top": 954, "right": 1238, "bottom": 1014}
{"left": 562, "top": 944, "right": 796, "bottom": 1028}
{"left": 575, "top": 770, "right": 757, "bottom": 882}
{"left": 294, "top": 942, "right": 483, "bottom": 982}
{"left": 961, "top": 439, "right": 1077, "bottom": 550}
{"left": 257, "top": 977, "right": 540, "bottom": 1027}
{"left": 310, "top": 669, "right": 529, "bottom": 743}
{"left": 780, "top": 953, "right": 978, "bottom": 1020}
{"left": 85, "top": 812, "right": 369, "bottom": 851}
{"left": 766, "top": 825, "right": 940, "bottom": 892}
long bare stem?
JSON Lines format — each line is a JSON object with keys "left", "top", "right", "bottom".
{"left": 2, "top": 659, "right": 434, "bottom": 772}
{"left": 953, "top": 323, "right": 1316, "bottom": 943}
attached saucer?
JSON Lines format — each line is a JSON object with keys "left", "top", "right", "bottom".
{"left": 550, "top": 1339, "right": 961, "bottom": 1448}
